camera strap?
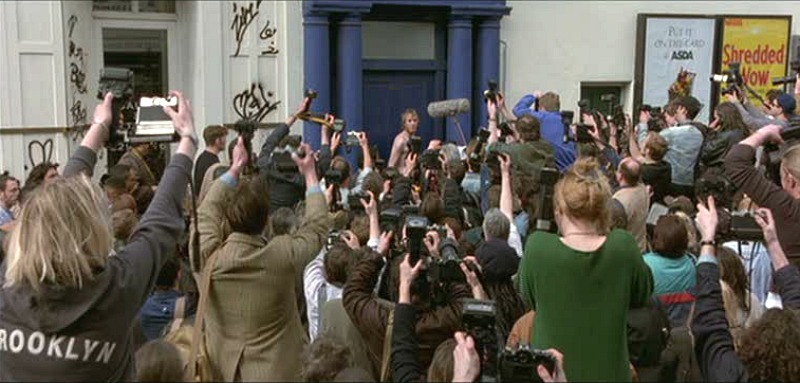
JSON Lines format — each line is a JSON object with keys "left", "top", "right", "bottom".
{"left": 380, "top": 309, "right": 395, "bottom": 382}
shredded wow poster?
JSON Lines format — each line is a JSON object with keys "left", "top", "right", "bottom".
{"left": 721, "top": 17, "right": 791, "bottom": 99}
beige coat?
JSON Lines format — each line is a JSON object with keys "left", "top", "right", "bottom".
{"left": 198, "top": 180, "right": 330, "bottom": 381}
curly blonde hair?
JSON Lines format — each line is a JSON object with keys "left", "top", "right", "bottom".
{"left": 553, "top": 158, "right": 612, "bottom": 233}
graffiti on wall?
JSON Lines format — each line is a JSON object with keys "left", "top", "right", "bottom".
{"left": 26, "top": 139, "right": 54, "bottom": 172}
{"left": 230, "top": 0, "right": 279, "bottom": 56}
{"left": 233, "top": 82, "right": 281, "bottom": 122}
{"left": 67, "top": 14, "right": 88, "bottom": 131}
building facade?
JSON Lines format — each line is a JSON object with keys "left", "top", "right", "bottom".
{"left": 1, "top": 0, "right": 799, "bottom": 181}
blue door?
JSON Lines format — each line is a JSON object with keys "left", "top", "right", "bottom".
{"left": 363, "top": 70, "right": 438, "bottom": 161}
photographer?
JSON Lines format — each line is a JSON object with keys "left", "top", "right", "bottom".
{"left": 512, "top": 91, "right": 577, "bottom": 172}
{"left": 726, "top": 88, "right": 795, "bottom": 131}
{"left": 255, "top": 95, "right": 318, "bottom": 210}
{"left": 700, "top": 102, "right": 749, "bottom": 175}
{"left": 486, "top": 94, "right": 556, "bottom": 178}
{"left": 343, "top": 232, "right": 470, "bottom": 377}
{"left": 197, "top": 136, "right": 331, "bottom": 381}
{"left": 691, "top": 200, "right": 800, "bottom": 382}
{"left": 658, "top": 96, "right": 705, "bottom": 199}
{"left": 725, "top": 124, "right": 800, "bottom": 264}
{"left": 629, "top": 118, "right": 672, "bottom": 205}
{"left": 0, "top": 91, "right": 197, "bottom": 380}
{"left": 518, "top": 157, "right": 653, "bottom": 381}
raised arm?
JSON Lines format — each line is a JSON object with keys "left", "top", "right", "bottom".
{"left": 755, "top": 208, "right": 800, "bottom": 310}
{"left": 63, "top": 93, "right": 115, "bottom": 177}
{"left": 512, "top": 94, "right": 537, "bottom": 118}
{"left": 391, "top": 254, "right": 426, "bottom": 383}
{"left": 272, "top": 143, "right": 332, "bottom": 274}
{"left": 726, "top": 126, "right": 800, "bottom": 216}
{"left": 343, "top": 252, "right": 392, "bottom": 347}
{"left": 118, "top": 90, "right": 198, "bottom": 309}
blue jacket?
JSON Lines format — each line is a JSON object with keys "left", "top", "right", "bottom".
{"left": 138, "top": 290, "right": 195, "bottom": 340}
{"left": 513, "top": 94, "right": 577, "bottom": 172}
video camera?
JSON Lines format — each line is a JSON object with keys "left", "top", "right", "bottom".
{"left": 772, "top": 53, "right": 800, "bottom": 85}
{"left": 462, "top": 299, "right": 556, "bottom": 382}
{"left": 97, "top": 67, "right": 135, "bottom": 147}
{"left": 711, "top": 62, "right": 744, "bottom": 96}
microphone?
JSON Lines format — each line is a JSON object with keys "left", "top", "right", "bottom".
{"left": 427, "top": 99, "right": 471, "bottom": 118}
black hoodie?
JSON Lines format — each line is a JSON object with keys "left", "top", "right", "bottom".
{"left": 0, "top": 146, "right": 190, "bottom": 381}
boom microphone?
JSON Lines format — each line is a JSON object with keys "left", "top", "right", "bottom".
{"left": 427, "top": 98, "right": 471, "bottom": 118}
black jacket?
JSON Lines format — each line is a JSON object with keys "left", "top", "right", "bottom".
{"left": 391, "top": 304, "right": 423, "bottom": 383}
{"left": 692, "top": 262, "right": 800, "bottom": 382}
{"left": 255, "top": 124, "right": 332, "bottom": 209}
{"left": 701, "top": 128, "right": 746, "bottom": 173}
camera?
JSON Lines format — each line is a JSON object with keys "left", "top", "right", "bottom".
{"left": 348, "top": 192, "right": 371, "bottom": 212}
{"left": 578, "top": 99, "right": 591, "bottom": 115}
{"left": 325, "top": 168, "right": 345, "bottom": 187}
{"left": 712, "top": 62, "right": 744, "bottom": 96}
{"left": 332, "top": 119, "right": 346, "bottom": 133}
{"left": 535, "top": 168, "right": 559, "bottom": 233}
{"left": 380, "top": 207, "right": 403, "bottom": 234}
{"left": 772, "top": 56, "right": 800, "bottom": 85}
{"left": 462, "top": 299, "right": 501, "bottom": 382}
{"left": 421, "top": 149, "right": 442, "bottom": 170}
{"left": 135, "top": 96, "right": 178, "bottom": 140}
{"left": 273, "top": 142, "right": 306, "bottom": 173}
{"left": 408, "top": 136, "right": 423, "bottom": 156}
{"left": 498, "top": 345, "right": 557, "bottom": 383}
{"left": 345, "top": 131, "right": 361, "bottom": 148}
{"left": 498, "top": 121, "right": 515, "bottom": 138}
{"left": 97, "top": 67, "right": 135, "bottom": 146}
{"left": 483, "top": 80, "right": 499, "bottom": 103}
{"left": 478, "top": 127, "right": 491, "bottom": 144}
{"left": 428, "top": 237, "right": 467, "bottom": 283}
{"left": 325, "top": 230, "right": 343, "bottom": 251}
{"left": 575, "top": 123, "right": 594, "bottom": 143}
{"left": 305, "top": 89, "right": 318, "bottom": 100}
{"left": 405, "top": 215, "right": 429, "bottom": 264}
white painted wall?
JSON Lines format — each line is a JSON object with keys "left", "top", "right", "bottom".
{"left": 501, "top": 1, "right": 800, "bottom": 118}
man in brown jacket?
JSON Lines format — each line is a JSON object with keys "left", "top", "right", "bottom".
{"left": 198, "top": 138, "right": 331, "bottom": 381}
{"left": 344, "top": 251, "right": 471, "bottom": 377}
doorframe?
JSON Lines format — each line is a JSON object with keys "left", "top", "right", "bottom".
{"left": 91, "top": 19, "right": 182, "bottom": 97}
{"left": 360, "top": 22, "right": 447, "bottom": 140}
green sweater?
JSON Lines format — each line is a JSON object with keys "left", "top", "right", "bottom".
{"left": 519, "top": 229, "right": 653, "bottom": 382}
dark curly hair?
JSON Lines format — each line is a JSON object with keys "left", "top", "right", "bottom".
{"left": 302, "top": 335, "right": 352, "bottom": 382}
{"left": 738, "top": 308, "right": 800, "bottom": 381}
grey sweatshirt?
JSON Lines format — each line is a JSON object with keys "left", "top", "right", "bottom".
{"left": 0, "top": 146, "right": 191, "bottom": 381}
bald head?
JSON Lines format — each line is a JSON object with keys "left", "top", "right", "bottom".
{"left": 618, "top": 158, "right": 641, "bottom": 186}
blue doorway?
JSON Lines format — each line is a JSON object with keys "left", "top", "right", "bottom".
{"left": 363, "top": 70, "right": 439, "bottom": 159}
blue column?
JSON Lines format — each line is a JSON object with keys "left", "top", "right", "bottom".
{"left": 337, "top": 13, "right": 363, "bottom": 166}
{"left": 446, "top": 14, "right": 473, "bottom": 145}
{"left": 475, "top": 17, "right": 501, "bottom": 131}
{"left": 303, "top": 13, "right": 330, "bottom": 150}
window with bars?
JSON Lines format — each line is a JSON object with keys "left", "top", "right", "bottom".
{"left": 93, "top": 0, "right": 175, "bottom": 14}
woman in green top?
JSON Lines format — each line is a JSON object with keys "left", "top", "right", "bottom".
{"left": 519, "top": 158, "right": 654, "bottom": 381}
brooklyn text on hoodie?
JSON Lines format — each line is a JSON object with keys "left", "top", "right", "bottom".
{"left": 0, "top": 327, "right": 116, "bottom": 364}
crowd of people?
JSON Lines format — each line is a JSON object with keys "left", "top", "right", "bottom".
{"left": 0, "top": 69, "right": 799, "bottom": 382}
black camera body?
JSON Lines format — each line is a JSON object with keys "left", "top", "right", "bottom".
{"left": 325, "top": 169, "right": 345, "bottom": 187}
{"left": 408, "top": 136, "right": 423, "bottom": 156}
{"left": 575, "top": 123, "right": 594, "bottom": 143}
{"left": 498, "top": 346, "right": 557, "bottom": 383}
{"left": 421, "top": 149, "right": 442, "bottom": 170}
{"left": 428, "top": 237, "right": 466, "bottom": 283}
{"left": 535, "top": 168, "right": 559, "bottom": 232}
{"left": 462, "top": 299, "right": 500, "bottom": 381}
{"left": 345, "top": 131, "right": 361, "bottom": 147}
{"left": 380, "top": 207, "right": 403, "bottom": 235}
{"left": 325, "top": 230, "right": 342, "bottom": 251}
{"left": 483, "top": 80, "right": 499, "bottom": 103}
{"left": 712, "top": 62, "right": 744, "bottom": 96}
{"left": 97, "top": 67, "right": 135, "bottom": 146}
{"left": 772, "top": 59, "right": 800, "bottom": 86}
{"left": 405, "top": 215, "right": 429, "bottom": 264}
{"left": 348, "top": 192, "right": 371, "bottom": 212}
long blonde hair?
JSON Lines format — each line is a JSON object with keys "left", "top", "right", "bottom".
{"left": 5, "top": 174, "right": 113, "bottom": 292}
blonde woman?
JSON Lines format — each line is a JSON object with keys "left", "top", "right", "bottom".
{"left": 0, "top": 91, "right": 197, "bottom": 380}
{"left": 518, "top": 158, "right": 653, "bottom": 382}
